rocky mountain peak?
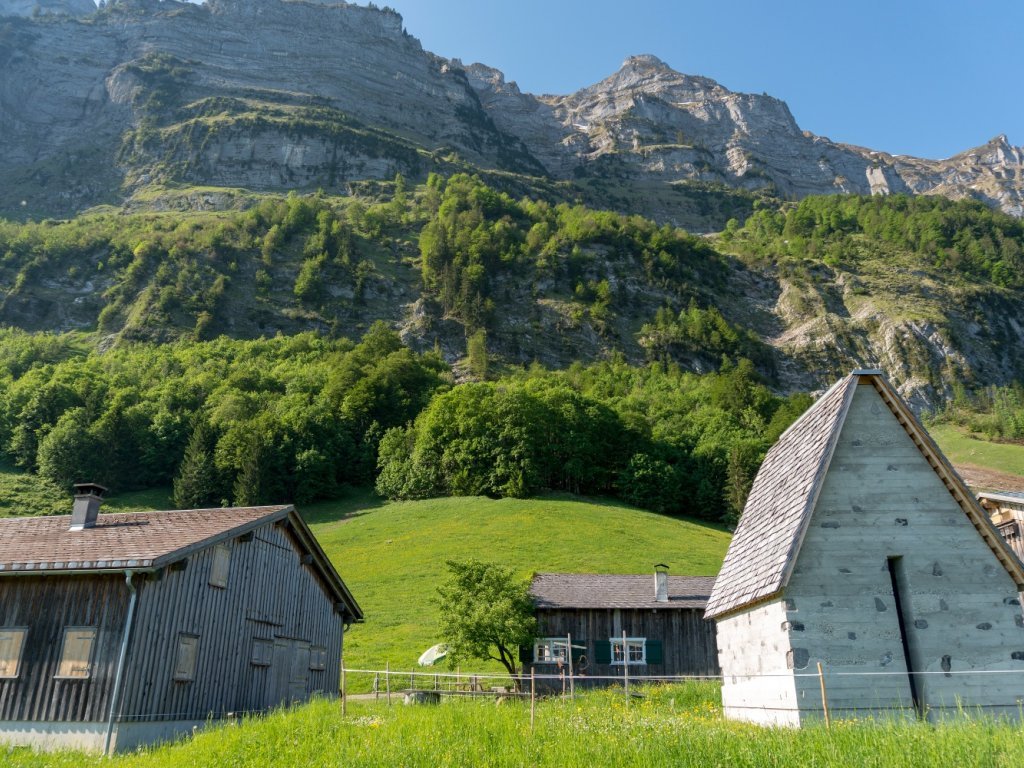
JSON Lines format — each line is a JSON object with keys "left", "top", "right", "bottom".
{"left": 619, "top": 53, "right": 673, "bottom": 72}
{"left": 591, "top": 53, "right": 728, "bottom": 100}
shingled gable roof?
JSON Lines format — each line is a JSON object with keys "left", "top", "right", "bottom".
{"left": 0, "top": 505, "right": 363, "bottom": 621}
{"left": 704, "top": 370, "right": 1024, "bottom": 620}
{"left": 531, "top": 573, "right": 716, "bottom": 610}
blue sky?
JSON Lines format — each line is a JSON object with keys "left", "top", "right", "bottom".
{"left": 382, "top": 0, "right": 1021, "bottom": 160}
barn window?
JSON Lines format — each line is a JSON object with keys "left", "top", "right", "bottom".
{"left": 310, "top": 646, "right": 328, "bottom": 671}
{"left": 173, "top": 634, "right": 200, "bottom": 682}
{"left": 0, "top": 628, "right": 28, "bottom": 678}
{"left": 56, "top": 627, "right": 96, "bottom": 679}
{"left": 533, "top": 638, "right": 570, "bottom": 664}
{"left": 251, "top": 638, "right": 274, "bottom": 667}
{"left": 209, "top": 544, "right": 231, "bottom": 589}
{"left": 610, "top": 638, "right": 646, "bottom": 665}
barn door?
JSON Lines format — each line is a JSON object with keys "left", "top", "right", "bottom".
{"left": 270, "top": 638, "right": 292, "bottom": 708}
{"left": 288, "top": 641, "right": 311, "bottom": 703}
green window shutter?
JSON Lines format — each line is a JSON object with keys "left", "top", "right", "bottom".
{"left": 594, "top": 641, "right": 612, "bottom": 665}
{"left": 518, "top": 645, "right": 532, "bottom": 665}
{"left": 646, "top": 640, "right": 663, "bottom": 665}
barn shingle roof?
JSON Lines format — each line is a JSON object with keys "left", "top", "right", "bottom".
{"left": 531, "top": 573, "right": 716, "bottom": 610}
{"left": 0, "top": 505, "right": 364, "bottom": 620}
{"left": 704, "top": 375, "right": 857, "bottom": 619}
{"left": 0, "top": 506, "right": 290, "bottom": 571}
{"left": 705, "top": 371, "right": 1024, "bottom": 620}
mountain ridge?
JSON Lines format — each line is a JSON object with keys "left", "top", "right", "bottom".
{"left": 0, "top": 0, "right": 1021, "bottom": 222}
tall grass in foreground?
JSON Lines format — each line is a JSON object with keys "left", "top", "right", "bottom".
{"left": 6, "top": 683, "right": 1020, "bottom": 768}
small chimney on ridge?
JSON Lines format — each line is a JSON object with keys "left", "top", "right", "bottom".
{"left": 654, "top": 563, "right": 669, "bottom": 603}
{"left": 70, "top": 483, "right": 107, "bottom": 531}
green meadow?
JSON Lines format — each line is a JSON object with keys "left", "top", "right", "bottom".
{"left": 926, "top": 424, "right": 1024, "bottom": 483}
{"left": 6, "top": 684, "right": 1019, "bottom": 768}
{"left": 302, "top": 491, "right": 731, "bottom": 673}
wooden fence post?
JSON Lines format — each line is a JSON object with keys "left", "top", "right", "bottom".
{"left": 374, "top": 672, "right": 379, "bottom": 701}
{"left": 567, "top": 633, "right": 575, "bottom": 700}
{"left": 622, "top": 630, "right": 629, "bottom": 701}
{"left": 386, "top": 661, "right": 392, "bottom": 707}
{"left": 341, "top": 666, "right": 347, "bottom": 717}
{"left": 530, "top": 669, "right": 536, "bottom": 732}
{"left": 817, "top": 662, "right": 831, "bottom": 730}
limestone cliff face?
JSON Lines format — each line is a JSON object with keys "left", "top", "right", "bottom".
{"left": 0, "top": 0, "right": 94, "bottom": 17}
{"left": 468, "top": 54, "right": 1022, "bottom": 217}
{"left": 0, "top": 3, "right": 1021, "bottom": 222}
{"left": 0, "top": 0, "right": 541, "bottom": 216}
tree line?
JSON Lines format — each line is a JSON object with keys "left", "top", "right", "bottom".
{"left": 0, "top": 327, "right": 805, "bottom": 524}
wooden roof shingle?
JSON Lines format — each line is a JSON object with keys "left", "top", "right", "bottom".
{"left": 531, "top": 573, "right": 716, "bottom": 610}
{"left": 0, "top": 505, "right": 364, "bottom": 620}
{"left": 704, "top": 375, "right": 857, "bottom": 619}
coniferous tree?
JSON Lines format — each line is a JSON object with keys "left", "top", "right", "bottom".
{"left": 172, "top": 421, "right": 219, "bottom": 509}
{"left": 232, "top": 436, "right": 266, "bottom": 507}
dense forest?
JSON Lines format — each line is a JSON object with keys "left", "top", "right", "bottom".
{"left": 1, "top": 180, "right": 1024, "bottom": 522}
{"left": 723, "top": 194, "right": 1024, "bottom": 289}
{"left": 0, "top": 325, "right": 806, "bottom": 524}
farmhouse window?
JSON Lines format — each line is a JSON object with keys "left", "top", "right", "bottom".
{"left": 251, "top": 638, "right": 274, "bottom": 667}
{"left": 310, "top": 646, "right": 328, "bottom": 671}
{"left": 610, "top": 638, "right": 646, "bottom": 665}
{"left": 533, "top": 638, "right": 570, "bottom": 664}
{"left": 209, "top": 544, "right": 231, "bottom": 588}
{"left": 174, "top": 633, "right": 200, "bottom": 682}
{"left": 56, "top": 627, "right": 97, "bottom": 679}
{"left": 0, "top": 628, "right": 27, "bottom": 678}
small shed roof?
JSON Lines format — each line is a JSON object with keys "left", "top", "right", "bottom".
{"left": 705, "top": 371, "right": 1024, "bottom": 620}
{"left": 0, "top": 505, "right": 363, "bottom": 621}
{"left": 978, "top": 491, "right": 1024, "bottom": 506}
{"left": 531, "top": 573, "right": 716, "bottom": 610}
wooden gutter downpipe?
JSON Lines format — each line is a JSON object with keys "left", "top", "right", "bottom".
{"left": 104, "top": 570, "right": 138, "bottom": 756}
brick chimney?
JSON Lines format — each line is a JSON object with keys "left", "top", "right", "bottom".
{"left": 70, "top": 483, "right": 107, "bottom": 531}
{"left": 654, "top": 563, "right": 669, "bottom": 603}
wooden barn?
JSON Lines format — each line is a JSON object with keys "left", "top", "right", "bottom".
{"left": 523, "top": 569, "right": 719, "bottom": 687}
{"left": 978, "top": 491, "right": 1024, "bottom": 562}
{"left": 0, "top": 484, "right": 363, "bottom": 753}
{"left": 706, "top": 371, "right": 1024, "bottom": 726}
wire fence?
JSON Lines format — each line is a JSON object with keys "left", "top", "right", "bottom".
{"left": 340, "top": 663, "right": 1024, "bottom": 728}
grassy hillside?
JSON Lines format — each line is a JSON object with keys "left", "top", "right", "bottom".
{"left": 0, "top": 474, "right": 730, "bottom": 674}
{"left": 928, "top": 424, "right": 1024, "bottom": 488}
{"left": 8, "top": 685, "right": 1022, "bottom": 767}
{"left": 302, "top": 491, "right": 731, "bottom": 673}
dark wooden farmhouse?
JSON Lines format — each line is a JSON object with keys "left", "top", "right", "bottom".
{"left": 522, "top": 569, "right": 719, "bottom": 687}
{"left": 0, "top": 484, "right": 363, "bottom": 753}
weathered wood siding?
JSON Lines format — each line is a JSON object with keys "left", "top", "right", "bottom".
{"left": 0, "top": 575, "right": 129, "bottom": 722}
{"left": 117, "top": 520, "right": 343, "bottom": 722}
{"left": 528, "top": 607, "right": 718, "bottom": 683}
{"left": 720, "top": 382, "right": 1024, "bottom": 723}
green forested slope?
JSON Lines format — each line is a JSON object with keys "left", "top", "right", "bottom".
{"left": 1, "top": 180, "right": 1022, "bottom": 403}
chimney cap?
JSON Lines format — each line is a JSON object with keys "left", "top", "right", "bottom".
{"left": 654, "top": 563, "right": 670, "bottom": 571}
{"left": 73, "top": 483, "right": 108, "bottom": 498}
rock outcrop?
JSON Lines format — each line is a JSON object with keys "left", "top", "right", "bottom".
{"left": 0, "top": 2, "right": 1021, "bottom": 221}
{"left": 0, "top": 0, "right": 94, "bottom": 17}
{"left": 468, "top": 54, "right": 1023, "bottom": 217}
